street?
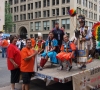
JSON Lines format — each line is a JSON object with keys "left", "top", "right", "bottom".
{"left": 0, "top": 54, "right": 72, "bottom": 90}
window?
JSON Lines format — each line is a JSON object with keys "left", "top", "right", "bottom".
{"left": 35, "top": 34, "right": 38, "bottom": 39}
{"left": 43, "top": 0, "right": 46, "bottom": 7}
{"left": 14, "top": 24, "right": 16, "bottom": 33}
{"left": 77, "top": 0, "right": 81, "bottom": 4}
{"left": 62, "top": 19, "right": 70, "bottom": 29}
{"left": 28, "top": 4, "right": 30, "bottom": 10}
{"left": 66, "top": 7, "right": 70, "bottom": 14}
{"left": 89, "top": 12, "right": 93, "bottom": 19}
{"left": 99, "top": 15, "right": 100, "bottom": 21}
{"left": 43, "top": 11, "right": 46, "bottom": 17}
{"left": 14, "top": 7, "right": 16, "bottom": 12}
{"left": 89, "top": 22, "right": 93, "bottom": 28}
{"left": 31, "top": 13, "right": 33, "bottom": 19}
{"left": 24, "top": 5, "right": 26, "bottom": 11}
{"left": 52, "top": 20, "right": 59, "bottom": 28}
{"left": 30, "top": 22, "right": 33, "bottom": 31}
{"left": 35, "top": 12, "right": 37, "bottom": 18}
{"left": 52, "top": 0, "right": 55, "bottom": 5}
{"left": 47, "top": 0, "right": 50, "bottom": 6}
{"left": 38, "top": 11, "right": 41, "bottom": 17}
{"left": 94, "top": 13, "right": 97, "bottom": 20}
{"left": 77, "top": 7, "right": 81, "bottom": 14}
{"left": 35, "top": 22, "right": 41, "bottom": 30}
{"left": 14, "top": 15, "right": 16, "bottom": 21}
{"left": 31, "top": 3, "right": 33, "bottom": 9}
{"left": 16, "top": 15, "right": 18, "bottom": 21}
{"left": 23, "top": 14, "right": 26, "bottom": 20}
{"left": 20, "top": 14, "right": 22, "bottom": 20}
{"left": 62, "top": 0, "right": 65, "bottom": 4}
{"left": 43, "top": 21, "right": 50, "bottom": 30}
{"left": 35, "top": 2, "right": 38, "bottom": 8}
{"left": 56, "top": 8, "right": 59, "bottom": 16}
{"left": 9, "top": 0, "right": 13, "bottom": 5}
{"left": 85, "top": 21, "right": 88, "bottom": 26}
{"left": 47, "top": 10, "right": 50, "bottom": 17}
{"left": 14, "top": 0, "right": 18, "bottom": 4}
{"left": 20, "top": 5, "right": 22, "bottom": 11}
{"left": 20, "top": 0, "right": 26, "bottom": 2}
{"left": 52, "top": 9, "right": 55, "bottom": 15}
{"left": 62, "top": 8, "right": 65, "bottom": 15}
{"left": 56, "top": 0, "right": 59, "bottom": 5}
{"left": 99, "top": 6, "right": 100, "bottom": 13}
{"left": 39, "top": 1, "right": 41, "bottom": 8}
{"left": 10, "top": 8, "right": 13, "bottom": 13}
{"left": 66, "top": 0, "right": 70, "bottom": 3}
{"left": 94, "top": 4, "right": 97, "bottom": 11}
{"left": 43, "top": 34, "right": 48, "bottom": 40}
{"left": 30, "top": 34, "right": 33, "bottom": 37}
{"left": 17, "top": 6, "right": 19, "bottom": 12}
{"left": 28, "top": 13, "right": 30, "bottom": 19}
{"left": 83, "top": 0, "right": 87, "bottom": 7}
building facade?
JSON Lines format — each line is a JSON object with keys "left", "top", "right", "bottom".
{"left": 6, "top": 0, "right": 100, "bottom": 39}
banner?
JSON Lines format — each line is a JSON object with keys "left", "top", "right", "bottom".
{"left": 0, "top": 0, "right": 5, "bottom": 31}
{"left": 73, "top": 67, "right": 100, "bottom": 90}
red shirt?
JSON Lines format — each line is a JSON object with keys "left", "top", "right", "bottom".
{"left": 7, "top": 44, "right": 21, "bottom": 70}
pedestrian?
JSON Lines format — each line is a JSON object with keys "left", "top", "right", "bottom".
{"left": 30, "top": 36, "right": 36, "bottom": 48}
{"left": 1, "top": 37, "right": 9, "bottom": 58}
{"left": 7, "top": 35, "right": 21, "bottom": 90}
{"left": 20, "top": 38, "right": 38, "bottom": 90}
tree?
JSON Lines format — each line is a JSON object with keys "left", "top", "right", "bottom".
{"left": 5, "top": 2, "right": 14, "bottom": 33}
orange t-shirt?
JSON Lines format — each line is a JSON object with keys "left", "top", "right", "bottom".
{"left": 31, "top": 38, "right": 36, "bottom": 47}
{"left": 20, "top": 47, "right": 35, "bottom": 72}
{"left": 2, "top": 39, "right": 9, "bottom": 47}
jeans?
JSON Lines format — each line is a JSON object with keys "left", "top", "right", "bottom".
{"left": 96, "top": 49, "right": 100, "bottom": 55}
{"left": 2, "top": 47, "right": 7, "bottom": 58}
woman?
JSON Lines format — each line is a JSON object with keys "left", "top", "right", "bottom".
{"left": 56, "top": 35, "right": 76, "bottom": 71}
{"left": 7, "top": 35, "right": 21, "bottom": 90}
{"left": 39, "top": 32, "right": 58, "bottom": 70}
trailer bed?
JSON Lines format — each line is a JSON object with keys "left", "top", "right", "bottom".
{"left": 35, "top": 59, "right": 100, "bottom": 84}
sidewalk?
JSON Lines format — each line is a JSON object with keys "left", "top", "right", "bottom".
{"left": 0, "top": 83, "right": 21, "bottom": 90}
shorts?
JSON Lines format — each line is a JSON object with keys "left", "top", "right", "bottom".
{"left": 21, "top": 72, "right": 33, "bottom": 84}
{"left": 10, "top": 68, "right": 20, "bottom": 83}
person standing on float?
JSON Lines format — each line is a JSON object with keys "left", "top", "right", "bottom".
{"left": 75, "top": 15, "right": 92, "bottom": 69}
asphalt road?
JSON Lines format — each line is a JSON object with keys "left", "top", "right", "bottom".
{"left": 0, "top": 54, "right": 73, "bottom": 90}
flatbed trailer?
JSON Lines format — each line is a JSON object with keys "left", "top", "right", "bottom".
{"left": 34, "top": 59, "right": 100, "bottom": 88}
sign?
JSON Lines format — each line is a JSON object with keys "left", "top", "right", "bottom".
{"left": 73, "top": 67, "right": 100, "bottom": 90}
{"left": 0, "top": 0, "right": 5, "bottom": 31}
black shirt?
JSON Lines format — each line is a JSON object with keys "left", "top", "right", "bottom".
{"left": 52, "top": 28, "right": 64, "bottom": 46}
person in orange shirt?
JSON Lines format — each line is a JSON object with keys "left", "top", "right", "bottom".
{"left": 1, "top": 37, "right": 9, "bottom": 58}
{"left": 30, "top": 36, "right": 36, "bottom": 48}
{"left": 20, "top": 38, "right": 38, "bottom": 90}
{"left": 56, "top": 35, "right": 76, "bottom": 71}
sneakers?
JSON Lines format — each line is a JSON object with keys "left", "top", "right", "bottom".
{"left": 79, "top": 64, "right": 86, "bottom": 70}
{"left": 68, "top": 66, "right": 72, "bottom": 71}
{"left": 39, "top": 66, "right": 43, "bottom": 71}
{"left": 57, "top": 65, "right": 63, "bottom": 70}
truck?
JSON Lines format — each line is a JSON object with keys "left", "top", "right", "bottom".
{"left": 33, "top": 56, "right": 100, "bottom": 90}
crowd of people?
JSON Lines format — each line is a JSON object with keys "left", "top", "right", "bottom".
{"left": 0, "top": 14, "right": 100, "bottom": 90}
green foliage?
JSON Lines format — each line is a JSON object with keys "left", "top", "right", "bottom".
{"left": 5, "top": 3, "right": 14, "bottom": 33}
{"left": 97, "top": 27, "right": 100, "bottom": 41}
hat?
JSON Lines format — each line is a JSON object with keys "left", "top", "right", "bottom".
{"left": 38, "top": 32, "right": 42, "bottom": 37}
{"left": 78, "top": 15, "right": 85, "bottom": 22}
